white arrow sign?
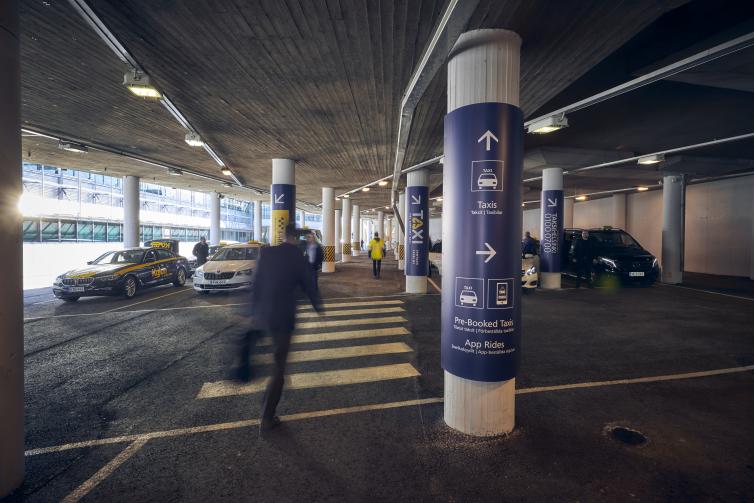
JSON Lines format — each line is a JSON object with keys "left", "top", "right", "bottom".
{"left": 274, "top": 193, "right": 284, "bottom": 204}
{"left": 547, "top": 198, "right": 557, "bottom": 208}
{"left": 477, "top": 130, "right": 499, "bottom": 151}
{"left": 475, "top": 242, "right": 497, "bottom": 263}
{"left": 411, "top": 194, "right": 421, "bottom": 205}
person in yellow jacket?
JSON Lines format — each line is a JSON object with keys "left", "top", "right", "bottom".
{"left": 368, "top": 232, "right": 385, "bottom": 279}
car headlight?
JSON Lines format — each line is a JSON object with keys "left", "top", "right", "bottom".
{"left": 524, "top": 266, "right": 536, "bottom": 276}
{"left": 97, "top": 274, "right": 118, "bottom": 282}
{"left": 236, "top": 268, "right": 253, "bottom": 276}
{"left": 651, "top": 258, "right": 659, "bottom": 269}
{"left": 599, "top": 257, "right": 618, "bottom": 269}
{"left": 194, "top": 269, "right": 204, "bottom": 277}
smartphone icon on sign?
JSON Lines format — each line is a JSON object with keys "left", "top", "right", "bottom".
{"left": 496, "top": 282, "right": 508, "bottom": 306}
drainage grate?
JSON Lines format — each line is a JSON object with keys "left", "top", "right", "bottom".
{"left": 609, "top": 426, "right": 647, "bottom": 446}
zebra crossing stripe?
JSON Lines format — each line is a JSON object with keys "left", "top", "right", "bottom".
{"left": 297, "top": 316, "right": 406, "bottom": 330}
{"left": 296, "top": 299, "right": 403, "bottom": 310}
{"left": 257, "top": 327, "right": 410, "bottom": 346}
{"left": 252, "top": 342, "right": 412, "bottom": 364}
{"left": 297, "top": 306, "right": 404, "bottom": 319}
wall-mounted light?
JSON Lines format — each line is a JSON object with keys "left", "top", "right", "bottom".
{"left": 575, "top": 195, "right": 588, "bottom": 201}
{"left": 636, "top": 186, "right": 649, "bottom": 192}
{"left": 527, "top": 114, "right": 568, "bottom": 134}
{"left": 184, "top": 132, "right": 204, "bottom": 147}
{"left": 637, "top": 153, "right": 665, "bottom": 165}
{"left": 123, "top": 70, "right": 161, "bottom": 99}
{"left": 58, "top": 140, "right": 88, "bottom": 153}
{"left": 167, "top": 168, "right": 182, "bottom": 176}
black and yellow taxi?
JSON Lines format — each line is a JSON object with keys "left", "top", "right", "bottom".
{"left": 52, "top": 247, "right": 190, "bottom": 302}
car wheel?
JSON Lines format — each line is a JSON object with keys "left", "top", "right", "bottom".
{"left": 173, "top": 267, "right": 186, "bottom": 287}
{"left": 124, "top": 276, "right": 138, "bottom": 299}
{"left": 62, "top": 296, "right": 80, "bottom": 302}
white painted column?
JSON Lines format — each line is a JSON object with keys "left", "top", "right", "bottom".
{"left": 210, "top": 191, "right": 221, "bottom": 246}
{"left": 253, "top": 200, "right": 262, "bottom": 242}
{"left": 352, "top": 205, "right": 361, "bottom": 256}
{"left": 612, "top": 193, "right": 627, "bottom": 229}
{"left": 123, "top": 175, "right": 140, "bottom": 248}
{"left": 385, "top": 217, "right": 392, "bottom": 250}
{"left": 540, "top": 167, "right": 563, "bottom": 289}
{"left": 321, "top": 187, "right": 335, "bottom": 273}
{"left": 334, "top": 207, "right": 342, "bottom": 258}
{"left": 405, "top": 169, "right": 429, "bottom": 294}
{"left": 444, "top": 29, "right": 521, "bottom": 436}
{"left": 271, "top": 158, "right": 295, "bottom": 245}
{"left": 300, "top": 210, "right": 306, "bottom": 227}
{"left": 398, "top": 192, "right": 406, "bottom": 269}
{"left": 342, "top": 199, "right": 352, "bottom": 262}
{"left": 377, "top": 210, "right": 385, "bottom": 241}
{"left": 564, "top": 198, "right": 574, "bottom": 228}
{"left": 0, "top": 2, "right": 23, "bottom": 495}
{"left": 662, "top": 174, "right": 685, "bottom": 284}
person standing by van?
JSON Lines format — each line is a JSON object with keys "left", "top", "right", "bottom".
{"left": 193, "top": 236, "right": 209, "bottom": 266}
{"left": 368, "top": 232, "right": 384, "bottom": 279}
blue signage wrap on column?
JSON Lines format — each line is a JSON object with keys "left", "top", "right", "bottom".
{"left": 270, "top": 183, "right": 296, "bottom": 245}
{"left": 441, "top": 102, "right": 524, "bottom": 382}
{"left": 405, "top": 186, "right": 429, "bottom": 276}
{"left": 540, "top": 189, "right": 563, "bottom": 273}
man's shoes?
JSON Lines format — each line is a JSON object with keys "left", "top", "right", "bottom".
{"left": 259, "top": 416, "right": 282, "bottom": 437}
{"left": 231, "top": 366, "right": 254, "bottom": 383}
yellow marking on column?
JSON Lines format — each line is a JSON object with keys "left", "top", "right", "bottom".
{"left": 297, "top": 306, "right": 404, "bottom": 319}
{"left": 297, "top": 316, "right": 406, "bottom": 330}
{"left": 197, "top": 363, "right": 421, "bottom": 399}
{"left": 253, "top": 342, "right": 412, "bottom": 364}
{"left": 258, "top": 327, "right": 410, "bottom": 346}
{"left": 297, "top": 299, "right": 403, "bottom": 310}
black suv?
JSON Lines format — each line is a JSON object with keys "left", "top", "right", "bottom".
{"left": 563, "top": 228, "right": 659, "bottom": 286}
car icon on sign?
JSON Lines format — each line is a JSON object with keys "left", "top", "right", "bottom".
{"left": 477, "top": 173, "right": 498, "bottom": 189}
{"left": 459, "top": 289, "right": 478, "bottom": 307}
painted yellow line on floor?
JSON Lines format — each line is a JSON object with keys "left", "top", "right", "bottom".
{"left": 297, "top": 316, "right": 406, "bottom": 330}
{"left": 253, "top": 342, "right": 412, "bottom": 364}
{"left": 427, "top": 277, "right": 442, "bottom": 293}
{"left": 61, "top": 438, "right": 148, "bottom": 503}
{"left": 297, "top": 299, "right": 404, "bottom": 310}
{"left": 258, "top": 326, "right": 411, "bottom": 347}
{"left": 297, "top": 306, "right": 404, "bottom": 319}
{"left": 197, "top": 363, "right": 421, "bottom": 399}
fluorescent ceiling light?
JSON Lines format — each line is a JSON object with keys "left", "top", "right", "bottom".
{"left": 221, "top": 167, "right": 232, "bottom": 176}
{"left": 385, "top": 206, "right": 389, "bottom": 209}
{"left": 343, "top": 194, "right": 350, "bottom": 198}
{"left": 636, "top": 186, "right": 649, "bottom": 191}
{"left": 362, "top": 187, "right": 370, "bottom": 192}
{"left": 436, "top": 197, "right": 443, "bottom": 202}
{"left": 184, "top": 132, "right": 204, "bottom": 147}
{"left": 637, "top": 153, "right": 665, "bottom": 165}
{"left": 378, "top": 180, "right": 389, "bottom": 186}
{"left": 123, "top": 70, "right": 161, "bottom": 99}
{"left": 58, "top": 140, "right": 88, "bottom": 153}
{"left": 575, "top": 195, "right": 587, "bottom": 201}
{"left": 526, "top": 115, "right": 568, "bottom": 134}
{"left": 168, "top": 168, "right": 182, "bottom": 176}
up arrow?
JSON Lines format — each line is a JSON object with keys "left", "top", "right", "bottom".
{"left": 547, "top": 198, "right": 557, "bottom": 208}
{"left": 475, "top": 242, "right": 497, "bottom": 263}
{"left": 274, "top": 193, "right": 284, "bottom": 204}
{"left": 477, "top": 130, "right": 499, "bottom": 151}
{"left": 411, "top": 194, "right": 421, "bottom": 205}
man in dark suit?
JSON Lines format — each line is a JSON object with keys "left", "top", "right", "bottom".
{"left": 240, "top": 223, "right": 322, "bottom": 434}
{"left": 573, "top": 230, "right": 593, "bottom": 288}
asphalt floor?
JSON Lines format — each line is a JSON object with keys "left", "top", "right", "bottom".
{"left": 7, "top": 253, "right": 754, "bottom": 502}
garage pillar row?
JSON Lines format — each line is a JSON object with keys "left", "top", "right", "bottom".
{"left": 123, "top": 175, "right": 140, "bottom": 248}
{"left": 210, "top": 191, "right": 221, "bottom": 246}
{"left": 253, "top": 200, "right": 262, "bottom": 242}
{"left": 662, "top": 174, "right": 685, "bottom": 284}
{"left": 322, "top": 187, "right": 335, "bottom": 273}
{"left": 0, "top": 0, "right": 24, "bottom": 497}
{"left": 341, "top": 198, "right": 352, "bottom": 261}
{"left": 397, "top": 191, "right": 406, "bottom": 269}
{"left": 351, "top": 204, "right": 361, "bottom": 255}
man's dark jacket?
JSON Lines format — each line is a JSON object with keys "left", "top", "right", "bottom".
{"left": 193, "top": 241, "right": 209, "bottom": 264}
{"left": 251, "top": 242, "right": 321, "bottom": 333}
{"left": 573, "top": 238, "right": 593, "bottom": 263}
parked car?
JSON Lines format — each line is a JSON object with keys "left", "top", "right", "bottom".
{"left": 563, "top": 227, "right": 659, "bottom": 286}
{"left": 193, "top": 242, "right": 261, "bottom": 293}
{"left": 53, "top": 247, "right": 189, "bottom": 301}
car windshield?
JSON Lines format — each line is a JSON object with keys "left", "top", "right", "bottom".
{"left": 590, "top": 231, "right": 640, "bottom": 249}
{"left": 480, "top": 174, "right": 495, "bottom": 179}
{"left": 92, "top": 250, "right": 144, "bottom": 264}
{"left": 210, "top": 247, "right": 259, "bottom": 261}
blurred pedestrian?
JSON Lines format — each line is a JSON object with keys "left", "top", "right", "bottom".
{"left": 574, "top": 230, "right": 593, "bottom": 288}
{"left": 193, "top": 236, "right": 209, "bottom": 265}
{"left": 521, "top": 231, "right": 537, "bottom": 256}
{"left": 368, "top": 232, "right": 385, "bottom": 279}
{"left": 305, "top": 231, "right": 323, "bottom": 290}
{"left": 234, "top": 224, "right": 322, "bottom": 435}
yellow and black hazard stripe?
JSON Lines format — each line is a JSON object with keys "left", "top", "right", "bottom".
{"left": 323, "top": 246, "right": 335, "bottom": 262}
{"left": 398, "top": 244, "right": 405, "bottom": 260}
{"left": 342, "top": 242, "right": 351, "bottom": 255}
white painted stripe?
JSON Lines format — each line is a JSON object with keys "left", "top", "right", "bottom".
{"left": 253, "top": 342, "right": 412, "bottom": 364}
{"left": 257, "top": 327, "right": 410, "bottom": 347}
{"left": 61, "top": 439, "right": 148, "bottom": 503}
{"left": 427, "top": 277, "right": 442, "bottom": 293}
{"left": 197, "top": 363, "right": 421, "bottom": 399}
{"left": 297, "top": 306, "right": 404, "bottom": 319}
{"left": 297, "top": 299, "right": 404, "bottom": 310}
{"left": 297, "top": 316, "right": 406, "bottom": 330}
{"left": 660, "top": 283, "right": 754, "bottom": 301}
{"left": 28, "top": 365, "right": 754, "bottom": 457}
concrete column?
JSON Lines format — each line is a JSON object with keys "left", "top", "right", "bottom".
{"left": 352, "top": 205, "right": 361, "bottom": 255}
{"left": 385, "top": 217, "right": 392, "bottom": 250}
{"left": 210, "top": 191, "right": 221, "bottom": 245}
{"left": 444, "top": 29, "right": 521, "bottom": 436}
{"left": 377, "top": 211, "right": 385, "bottom": 241}
{"left": 0, "top": 1, "right": 24, "bottom": 496}
{"left": 342, "top": 199, "right": 352, "bottom": 262}
{"left": 540, "top": 167, "right": 563, "bottom": 290}
{"left": 271, "top": 158, "right": 296, "bottom": 245}
{"left": 564, "top": 198, "right": 574, "bottom": 228}
{"left": 123, "top": 175, "right": 140, "bottom": 247}
{"left": 612, "top": 193, "right": 627, "bottom": 229}
{"left": 322, "top": 188, "right": 335, "bottom": 273}
{"left": 405, "top": 169, "right": 429, "bottom": 294}
{"left": 253, "top": 200, "right": 262, "bottom": 242}
{"left": 397, "top": 192, "right": 406, "bottom": 269}
{"left": 335, "top": 207, "right": 342, "bottom": 258}
{"left": 662, "top": 174, "right": 685, "bottom": 284}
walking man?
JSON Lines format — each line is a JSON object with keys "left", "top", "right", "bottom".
{"left": 368, "top": 232, "right": 384, "bottom": 279}
{"left": 305, "top": 231, "right": 323, "bottom": 290}
{"left": 193, "top": 236, "right": 209, "bottom": 266}
{"left": 574, "top": 230, "right": 593, "bottom": 288}
{"left": 521, "top": 231, "right": 538, "bottom": 256}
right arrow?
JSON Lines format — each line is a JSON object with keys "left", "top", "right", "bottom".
{"left": 475, "top": 242, "right": 497, "bottom": 263}
{"left": 274, "top": 193, "right": 284, "bottom": 204}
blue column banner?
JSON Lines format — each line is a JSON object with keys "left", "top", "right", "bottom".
{"left": 405, "top": 186, "right": 429, "bottom": 276}
{"left": 441, "top": 102, "right": 524, "bottom": 382}
{"left": 270, "top": 183, "right": 296, "bottom": 245}
{"left": 540, "top": 189, "right": 563, "bottom": 273}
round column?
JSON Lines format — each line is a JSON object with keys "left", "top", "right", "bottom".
{"left": 563, "top": 198, "right": 574, "bottom": 228}
{"left": 377, "top": 211, "right": 385, "bottom": 241}
{"left": 322, "top": 188, "right": 335, "bottom": 273}
{"left": 342, "top": 199, "right": 352, "bottom": 262}
{"left": 405, "top": 169, "right": 429, "bottom": 294}
{"left": 352, "top": 205, "right": 361, "bottom": 255}
{"left": 253, "top": 200, "right": 262, "bottom": 242}
{"left": 385, "top": 217, "right": 392, "bottom": 250}
{"left": 662, "top": 174, "right": 685, "bottom": 284}
{"left": 123, "top": 175, "right": 140, "bottom": 247}
{"left": 335, "top": 207, "right": 342, "bottom": 258}
{"left": 540, "top": 168, "right": 564, "bottom": 290}
{"left": 443, "top": 29, "right": 523, "bottom": 436}
{"left": 397, "top": 192, "right": 406, "bottom": 270}
{"left": 271, "top": 158, "right": 295, "bottom": 245}
{"left": 210, "top": 191, "right": 221, "bottom": 245}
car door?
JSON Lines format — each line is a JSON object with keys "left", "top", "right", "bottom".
{"left": 141, "top": 250, "right": 160, "bottom": 286}
{"left": 155, "top": 249, "right": 176, "bottom": 283}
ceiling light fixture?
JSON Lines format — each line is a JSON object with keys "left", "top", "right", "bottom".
{"left": 362, "top": 187, "right": 370, "bottom": 192}
{"left": 575, "top": 195, "right": 588, "bottom": 201}
{"left": 123, "top": 70, "right": 161, "bottom": 99}
{"left": 378, "top": 180, "right": 389, "bottom": 187}
{"left": 58, "top": 140, "right": 88, "bottom": 153}
{"left": 221, "top": 167, "right": 232, "bottom": 176}
{"left": 636, "top": 186, "right": 649, "bottom": 192}
{"left": 526, "top": 114, "right": 568, "bottom": 134}
{"left": 343, "top": 194, "right": 350, "bottom": 198}
{"left": 167, "top": 168, "right": 182, "bottom": 176}
{"left": 637, "top": 153, "right": 665, "bottom": 165}
{"left": 184, "top": 132, "right": 204, "bottom": 147}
